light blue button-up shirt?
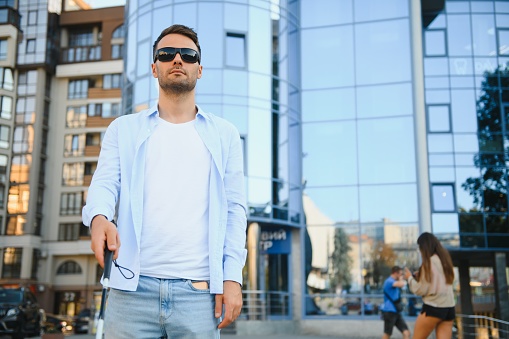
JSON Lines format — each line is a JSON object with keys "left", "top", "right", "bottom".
{"left": 82, "top": 104, "right": 247, "bottom": 294}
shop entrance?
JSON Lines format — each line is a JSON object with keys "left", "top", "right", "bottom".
{"left": 245, "top": 223, "right": 291, "bottom": 319}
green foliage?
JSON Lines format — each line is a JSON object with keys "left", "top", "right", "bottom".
{"left": 329, "top": 227, "right": 352, "bottom": 291}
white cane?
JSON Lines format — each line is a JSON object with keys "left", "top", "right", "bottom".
{"left": 96, "top": 248, "right": 114, "bottom": 339}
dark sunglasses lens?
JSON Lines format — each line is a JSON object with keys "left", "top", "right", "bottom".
{"left": 156, "top": 48, "right": 199, "bottom": 63}
{"left": 157, "top": 48, "right": 176, "bottom": 62}
{"left": 180, "top": 49, "right": 199, "bottom": 63}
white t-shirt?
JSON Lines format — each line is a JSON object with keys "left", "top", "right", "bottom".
{"left": 140, "top": 117, "right": 211, "bottom": 280}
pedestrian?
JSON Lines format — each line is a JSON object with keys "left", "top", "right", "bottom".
{"left": 82, "top": 24, "right": 247, "bottom": 339}
{"left": 404, "top": 232, "right": 455, "bottom": 339}
{"left": 381, "top": 266, "right": 411, "bottom": 339}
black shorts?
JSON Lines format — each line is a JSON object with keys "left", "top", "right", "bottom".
{"left": 421, "top": 303, "right": 456, "bottom": 321}
{"left": 383, "top": 312, "right": 409, "bottom": 336}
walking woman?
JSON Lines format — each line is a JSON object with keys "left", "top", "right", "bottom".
{"left": 404, "top": 232, "right": 456, "bottom": 339}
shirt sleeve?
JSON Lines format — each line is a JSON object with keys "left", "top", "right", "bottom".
{"left": 221, "top": 125, "right": 248, "bottom": 285}
{"left": 408, "top": 275, "right": 431, "bottom": 297}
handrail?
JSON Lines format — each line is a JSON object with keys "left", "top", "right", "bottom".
{"left": 454, "top": 313, "right": 509, "bottom": 339}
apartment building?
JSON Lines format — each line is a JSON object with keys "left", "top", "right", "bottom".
{"left": 0, "top": 0, "right": 123, "bottom": 315}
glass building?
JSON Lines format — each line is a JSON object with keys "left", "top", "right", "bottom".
{"left": 123, "top": 0, "right": 509, "bottom": 330}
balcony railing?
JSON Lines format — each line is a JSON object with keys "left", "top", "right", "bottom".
{"left": 454, "top": 314, "right": 509, "bottom": 339}
{"left": 240, "top": 290, "right": 291, "bottom": 320}
{"left": 61, "top": 46, "right": 101, "bottom": 63}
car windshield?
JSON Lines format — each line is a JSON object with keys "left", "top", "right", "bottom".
{"left": 0, "top": 290, "right": 22, "bottom": 303}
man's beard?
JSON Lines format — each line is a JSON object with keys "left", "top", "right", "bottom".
{"left": 158, "top": 69, "right": 197, "bottom": 95}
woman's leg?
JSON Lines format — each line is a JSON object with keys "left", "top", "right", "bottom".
{"left": 435, "top": 320, "right": 454, "bottom": 339}
{"left": 413, "top": 313, "right": 442, "bottom": 339}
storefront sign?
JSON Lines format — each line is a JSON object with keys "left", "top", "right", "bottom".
{"left": 259, "top": 228, "right": 291, "bottom": 254}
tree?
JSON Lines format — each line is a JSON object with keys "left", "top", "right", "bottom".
{"left": 461, "top": 63, "right": 509, "bottom": 248}
{"left": 369, "top": 241, "right": 397, "bottom": 289}
{"left": 329, "top": 227, "right": 352, "bottom": 292}
{"left": 461, "top": 64, "right": 509, "bottom": 213}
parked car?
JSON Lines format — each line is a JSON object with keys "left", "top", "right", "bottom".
{"left": 43, "top": 313, "right": 74, "bottom": 334}
{"left": 73, "top": 308, "right": 92, "bottom": 334}
{"left": 0, "top": 287, "right": 42, "bottom": 339}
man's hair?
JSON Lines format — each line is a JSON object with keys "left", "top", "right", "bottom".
{"left": 152, "top": 24, "right": 201, "bottom": 63}
{"left": 391, "top": 266, "right": 402, "bottom": 274}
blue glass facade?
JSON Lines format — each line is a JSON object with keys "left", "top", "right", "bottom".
{"left": 123, "top": 0, "right": 509, "bottom": 322}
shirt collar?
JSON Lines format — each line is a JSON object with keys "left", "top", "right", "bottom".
{"left": 143, "top": 103, "right": 209, "bottom": 121}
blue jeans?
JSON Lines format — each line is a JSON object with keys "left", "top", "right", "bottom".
{"left": 104, "top": 276, "right": 220, "bottom": 338}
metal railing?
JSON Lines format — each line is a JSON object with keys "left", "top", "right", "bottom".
{"left": 454, "top": 314, "right": 509, "bottom": 339}
{"left": 240, "top": 290, "right": 291, "bottom": 320}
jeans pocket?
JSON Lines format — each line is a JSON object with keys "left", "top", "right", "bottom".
{"left": 187, "top": 280, "right": 210, "bottom": 292}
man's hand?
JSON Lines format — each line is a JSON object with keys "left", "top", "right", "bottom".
{"left": 215, "top": 280, "right": 243, "bottom": 329}
{"left": 90, "top": 215, "right": 120, "bottom": 267}
{"left": 403, "top": 267, "right": 413, "bottom": 280}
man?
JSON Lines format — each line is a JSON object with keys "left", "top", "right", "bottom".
{"left": 381, "top": 266, "right": 411, "bottom": 339}
{"left": 82, "top": 24, "right": 247, "bottom": 338}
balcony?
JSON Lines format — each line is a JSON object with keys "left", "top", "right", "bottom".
{"left": 84, "top": 145, "right": 100, "bottom": 157}
{"left": 86, "top": 116, "right": 115, "bottom": 128}
{"left": 60, "top": 46, "right": 101, "bottom": 63}
{"left": 88, "top": 88, "right": 121, "bottom": 99}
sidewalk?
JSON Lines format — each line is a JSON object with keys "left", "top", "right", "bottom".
{"left": 66, "top": 334, "right": 339, "bottom": 339}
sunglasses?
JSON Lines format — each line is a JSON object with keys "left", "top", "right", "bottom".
{"left": 154, "top": 47, "right": 200, "bottom": 64}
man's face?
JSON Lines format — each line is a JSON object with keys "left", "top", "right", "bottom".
{"left": 152, "top": 33, "right": 203, "bottom": 95}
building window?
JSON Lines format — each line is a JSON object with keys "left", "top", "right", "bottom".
{"left": 68, "top": 79, "right": 89, "bottom": 99}
{"left": 432, "top": 184, "right": 456, "bottom": 212}
{"left": 15, "top": 97, "right": 36, "bottom": 124}
{"left": 5, "top": 215, "right": 26, "bottom": 235}
{"left": 0, "top": 1, "right": 15, "bottom": 8}
{"left": 57, "top": 261, "right": 82, "bottom": 274}
{"left": 0, "top": 154, "right": 6, "bottom": 208}
{"left": 84, "top": 162, "right": 97, "bottom": 176}
{"left": 59, "top": 223, "right": 87, "bottom": 241}
{"left": 64, "top": 134, "right": 85, "bottom": 157}
{"left": 499, "top": 29, "right": 509, "bottom": 55}
{"left": 427, "top": 105, "right": 451, "bottom": 133}
{"left": 226, "top": 32, "right": 246, "bottom": 68}
{"left": 0, "top": 125, "right": 9, "bottom": 148}
{"left": 112, "top": 24, "right": 124, "bottom": 39}
{"left": 69, "top": 28, "right": 94, "bottom": 47}
{"left": 27, "top": 10, "right": 37, "bottom": 25}
{"left": 424, "top": 30, "right": 447, "bottom": 56}
{"left": 111, "top": 44, "right": 123, "bottom": 59}
{"left": 9, "top": 155, "right": 30, "bottom": 184}
{"left": 0, "top": 39, "right": 7, "bottom": 60}
{"left": 26, "top": 39, "right": 36, "bottom": 53}
{"left": 66, "top": 105, "right": 87, "bottom": 128}
{"left": 88, "top": 102, "right": 120, "bottom": 118}
{"left": 31, "top": 249, "right": 40, "bottom": 279}
{"left": 111, "top": 25, "right": 124, "bottom": 59}
{"left": 103, "top": 74, "right": 122, "bottom": 89}
{"left": 13, "top": 126, "right": 34, "bottom": 153}
{"left": 2, "top": 248, "right": 22, "bottom": 278}
{"left": 0, "top": 68, "right": 13, "bottom": 90}
{"left": 0, "top": 96, "right": 12, "bottom": 119}
{"left": 86, "top": 132, "right": 101, "bottom": 146}
{"left": 60, "top": 192, "right": 83, "bottom": 215}
{"left": 62, "top": 162, "right": 84, "bottom": 186}
{"left": 7, "top": 184, "right": 29, "bottom": 215}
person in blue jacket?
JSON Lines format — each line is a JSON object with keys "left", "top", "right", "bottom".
{"left": 381, "top": 266, "right": 411, "bottom": 339}
{"left": 82, "top": 24, "right": 247, "bottom": 338}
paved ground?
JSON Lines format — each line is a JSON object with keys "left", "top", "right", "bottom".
{"left": 64, "top": 334, "right": 339, "bottom": 339}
